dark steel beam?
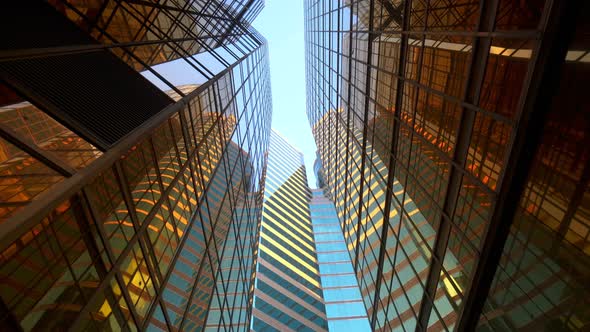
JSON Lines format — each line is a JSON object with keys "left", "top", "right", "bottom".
{"left": 214, "top": 0, "right": 257, "bottom": 49}
{"left": 353, "top": 0, "right": 375, "bottom": 284}
{"left": 416, "top": 0, "right": 499, "bottom": 329}
{"left": 0, "top": 122, "right": 76, "bottom": 176}
{"left": 72, "top": 193, "right": 132, "bottom": 332}
{"left": 0, "top": 298, "right": 23, "bottom": 332}
{"left": 0, "top": 36, "right": 248, "bottom": 63}
{"left": 370, "top": 0, "right": 413, "bottom": 329}
{"left": 80, "top": 184, "right": 143, "bottom": 330}
{"left": 377, "top": 0, "right": 403, "bottom": 27}
{"left": 124, "top": 0, "right": 235, "bottom": 21}
{"left": 340, "top": 1, "right": 355, "bottom": 273}
{"left": 455, "top": 0, "right": 582, "bottom": 330}
{"left": 554, "top": 137, "right": 590, "bottom": 247}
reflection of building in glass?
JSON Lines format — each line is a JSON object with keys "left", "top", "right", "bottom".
{"left": 311, "top": 109, "right": 463, "bottom": 330}
{"left": 0, "top": 1, "right": 272, "bottom": 331}
{"left": 305, "top": 0, "right": 589, "bottom": 331}
{"left": 310, "top": 181, "right": 371, "bottom": 331}
{"left": 0, "top": 101, "right": 103, "bottom": 221}
{"left": 48, "top": 0, "right": 264, "bottom": 71}
{"left": 251, "top": 130, "right": 328, "bottom": 331}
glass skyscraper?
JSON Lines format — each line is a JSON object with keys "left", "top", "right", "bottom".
{"left": 1, "top": 1, "right": 588, "bottom": 331}
{"left": 252, "top": 130, "right": 328, "bottom": 331}
{"left": 0, "top": 1, "right": 271, "bottom": 331}
{"left": 305, "top": 0, "right": 589, "bottom": 331}
{"left": 309, "top": 185, "right": 371, "bottom": 331}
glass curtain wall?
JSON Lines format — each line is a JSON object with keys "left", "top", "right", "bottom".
{"left": 305, "top": 0, "right": 589, "bottom": 331}
{"left": 251, "top": 130, "right": 328, "bottom": 331}
{"left": 309, "top": 188, "right": 371, "bottom": 331}
{"left": 0, "top": 1, "right": 273, "bottom": 331}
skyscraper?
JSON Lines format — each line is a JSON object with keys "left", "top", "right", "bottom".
{"left": 251, "top": 130, "right": 328, "bottom": 331}
{"left": 305, "top": 0, "right": 589, "bottom": 331}
{"left": 0, "top": 1, "right": 271, "bottom": 331}
{"left": 309, "top": 161, "right": 371, "bottom": 331}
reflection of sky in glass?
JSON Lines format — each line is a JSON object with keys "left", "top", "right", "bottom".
{"left": 310, "top": 189, "right": 372, "bottom": 332}
{"left": 141, "top": 45, "right": 233, "bottom": 90}
{"left": 142, "top": 0, "right": 316, "bottom": 187}
{"left": 141, "top": 0, "right": 318, "bottom": 187}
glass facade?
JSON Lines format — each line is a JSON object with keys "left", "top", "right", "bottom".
{"left": 252, "top": 130, "right": 328, "bottom": 331}
{"left": 0, "top": 1, "right": 272, "bottom": 331}
{"left": 478, "top": 7, "right": 590, "bottom": 331}
{"left": 0, "top": 98, "right": 103, "bottom": 222}
{"left": 310, "top": 187, "right": 371, "bottom": 332}
{"left": 305, "top": 0, "right": 589, "bottom": 331}
{"left": 49, "top": 0, "right": 264, "bottom": 80}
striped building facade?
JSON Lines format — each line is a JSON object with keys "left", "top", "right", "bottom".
{"left": 310, "top": 110, "right": 462, "bottom": 331}
{"left": 251, "top": 130, "right": 328, "bottom": 331}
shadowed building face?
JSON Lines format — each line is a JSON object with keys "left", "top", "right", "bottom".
{"left": 304, "top": 0, "right": 590, "bottom": 331}
{"left": 0, "top": 1, "right": 272, "bottom": 331}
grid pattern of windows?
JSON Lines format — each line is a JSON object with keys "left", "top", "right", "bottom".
{"left": 0, "top": 1, "right": 273, "bottom": 331}
{"left": 0, "top": 98, "right": 103, "bottom": 222}
{"left": 252, "top": 130, "right": 328, "bottom": 332}
{"left": 478, "top": 9, "right": 590, "bottom": 331}
{"left": 0, "top": 0, "right": 268, "bottom": 220}
{"left": 48, "top": 0, "right": 265, "bottom": 87}
{"left": 310, "top": 188, "right": 371, "bottom": 331}
{"left": 0, "top": 47, "right": 271, "bottom": 331}
{"left": 305, "top": 0, "right": 589, "bottom": 331}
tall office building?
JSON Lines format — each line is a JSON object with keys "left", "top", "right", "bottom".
{"left": 305, "top": 0, "right": 589, "bottom": 331}
{"left": 251, "top": 130, "right": 328, "bottom": 331}
{"left": 0, "top": 1, "right": 271, "bottom": 331}
{"left": 309, "top": 167, "right": 371, "bottom": 331}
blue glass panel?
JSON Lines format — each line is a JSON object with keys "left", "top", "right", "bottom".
{"left": 316, "top": 241, "right": 347, "bottom": 252}
{"left": 315, "top": 232, "right": 345, "bottom": 242}
{"left": 313, "top": 224, "right": 340, "bottom": 233}
{"left": 318, "top": 251, "right": 350, "bottom": 261}
{"left": 322, "top": 274, "right": 358, "bottom": 288}
{"left": 319, "top": 262, "right": 354, "bottom": 274}
{"left": 328, "top": 318, "right": 372, "bottom": 332}
{"left": 311, "top": 215, "right": 339, "bottom": 224}
{"left": 323, "top": 287, "right": 362, "bottom": 302}
{"left": 326, "top": 301, "right": 369, "bottom": 318}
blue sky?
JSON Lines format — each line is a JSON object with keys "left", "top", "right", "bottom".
{"left": 252, "top": 1, "right": 318, "bottom": 188}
